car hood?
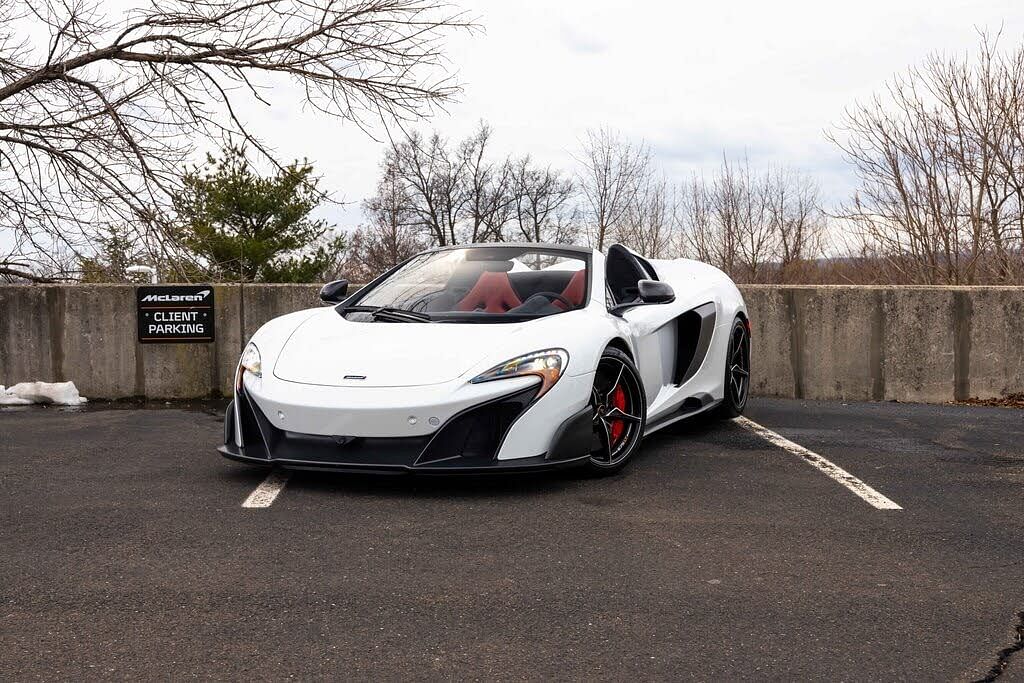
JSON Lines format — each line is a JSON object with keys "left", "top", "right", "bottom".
{"left": 272, "top": 310, "right": 529, "bottom": 387}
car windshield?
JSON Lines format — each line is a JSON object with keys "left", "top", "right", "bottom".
{"left": 342, "top": 247, "right": 589, "bottom": 323}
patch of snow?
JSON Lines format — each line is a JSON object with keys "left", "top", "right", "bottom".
{"left": 1, "top": 381, "right": 88, "bottom": 406}
{"left": 0, "top": 384, "right": 32, "bottom": 405}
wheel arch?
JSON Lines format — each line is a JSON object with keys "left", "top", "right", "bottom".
{"left": 604, "top": 337, "right": 634, "bottom": 362}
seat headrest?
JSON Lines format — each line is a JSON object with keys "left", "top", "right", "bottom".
{"left": 456, "top": 271, "right": 523, "bottom": 313}
{"left": 553, "top": 269, "right": 586, "bottom": 310}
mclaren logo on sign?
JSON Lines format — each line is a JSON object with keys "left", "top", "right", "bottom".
{"left": 137, "top": 285, "right": 215, "bottom": 344}
{"left": 140, "top": 290, "right": 211, "bottom": 303}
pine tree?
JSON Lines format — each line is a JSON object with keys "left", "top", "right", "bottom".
{"left": 173, "top": 146, "right": 344, "bottom": 282}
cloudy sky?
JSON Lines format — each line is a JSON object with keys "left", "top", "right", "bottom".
{"left": 166, "top": 0, "right": 1024, "bottom": 227}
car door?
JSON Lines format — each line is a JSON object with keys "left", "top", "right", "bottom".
{"left": 605, "top": 246, "right": 687, "bottom": 408}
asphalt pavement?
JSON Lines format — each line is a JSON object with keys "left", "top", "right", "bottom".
{"left": 1, "top": 398, "right": 1022, "bottom": 681}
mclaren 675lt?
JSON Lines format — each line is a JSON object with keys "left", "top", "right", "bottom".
{"left": 219, "top": 243, "right": 750, "bottom": 475}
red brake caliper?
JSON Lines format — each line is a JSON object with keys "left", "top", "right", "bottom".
{"left": 609, "top": 384, "right": 627, "bottom": 444}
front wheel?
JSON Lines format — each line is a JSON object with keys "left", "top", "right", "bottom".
{"left": 585, "top": 347, "right": 646, "bottom": 475}
{"left": 717, "top": 317, "right": 751, "bottom": 418}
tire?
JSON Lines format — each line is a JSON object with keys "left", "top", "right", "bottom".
{"left": 716, "top": 316, "right": 751, "bottom": 418}
{"left": 584, "top": 347, "right": 647, "bottom": 475}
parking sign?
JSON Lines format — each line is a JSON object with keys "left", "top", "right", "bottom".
{"left": 137, "top": 285, "right": 215, "bottom": 344}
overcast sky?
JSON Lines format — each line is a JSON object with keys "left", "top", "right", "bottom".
{"left": 3, "top": 0, "right": 1020, "bottom": 266}
{"left": 62, "top": 1, "right": 1024, "bottom": 233}
{"left": 227, "top": 0, "right": 1024, "bottom": 228}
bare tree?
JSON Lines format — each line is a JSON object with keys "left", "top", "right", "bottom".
{"left": 344, "top": 153, "right": 426, "bottom": 281}
{"left": 616, "top": 174, "right": 674, "bottom": 258}
{"left": 388, "top": 122, "right": 586, "bottom": 246}
{"left": 763, "top": 167, "right": 825, "bottom": 282}
{"left": 376, "top": 122, "right": 832, "bottom": 277}
{"left": 0, "top": 229, "right": 58, "bottom": 281}
{"left": 390, "top": 130, "right": 465, "bottom": 246}
{"left": 829, "top": 32, "right": 1024, "bottom": 284}
{"left": 678, "top": 174, "right": 716, "bottom": 264}
{"left": 0, "top": 0, "right": 471, "bottom": 277}
{"left": 575, "top": 128, "right": 650, "bottom": 249}
{"left": 988, "top": 40, "right": 1024, "bottom": 275}
{"left": 509, "top": 156, "right": 576, "bottom": 243}
{"left": 676, "top": 157, "right": 825, "bottom": 282}
{"left": 458, "top": 123, "right": 514, "bottom": 242}
{"left": 715, "top": 156, "right": 774, "bottom": 280}
{"left": 678, "top": 159, "right": 754, "bottom": 278}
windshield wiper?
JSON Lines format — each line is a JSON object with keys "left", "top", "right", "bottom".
{"left": 372, "top": 306, "right": 431, "bottom": 323}
{"left": 336, "top": 305, "right": 431, "bottom": 323}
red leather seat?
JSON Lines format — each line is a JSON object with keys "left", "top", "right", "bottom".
{"left": 553, "top": 270, "right": 586, "bottom": 311}
{"left": 456, "top": 271, "right": 523, "bottom": 313}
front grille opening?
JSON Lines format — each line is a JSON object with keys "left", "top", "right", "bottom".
{"left": 417, "top": 386, "right": 538, "bottom": 464}
{"left": 237, "top": 383, "right": 539, "bottom": 469}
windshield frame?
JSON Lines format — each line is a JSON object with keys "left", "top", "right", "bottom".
{"left": 337, "top": 245, "right": 593, "bottom": 324}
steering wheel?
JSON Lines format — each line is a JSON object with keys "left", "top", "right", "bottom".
{"left": 524, "top": 291, "right": 574, "bottom": 309}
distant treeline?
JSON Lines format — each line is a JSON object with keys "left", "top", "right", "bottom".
{"left": 343, "top": 33, "right": 1024, "bottom": 286}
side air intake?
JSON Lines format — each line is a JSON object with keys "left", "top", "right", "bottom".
{"left": 674, "top": 302, "right": 717, "bottom": 385}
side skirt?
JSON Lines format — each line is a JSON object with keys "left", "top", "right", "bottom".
{"left": 643, "top": 395, "right": 723, "bottom": 437}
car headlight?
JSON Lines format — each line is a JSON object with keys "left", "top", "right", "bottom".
{"left": 470, "top": 349, "right": 568, "bottom": 398}
{"left": 235, "top": 342, "right": 262, "bottom": 391}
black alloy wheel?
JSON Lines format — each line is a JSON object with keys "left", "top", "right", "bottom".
{"left": 586, "top": 347, "right": 646, "bottom": 474}
{"left": 718, "top": 316, "right": 751, "bottom": 418}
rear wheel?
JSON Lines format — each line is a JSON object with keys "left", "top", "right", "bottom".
{"left": 717, "top": 317, "right": 751, "bottom": 418}
{"left": 585, "top": 347, "right": 646, "bottom": 475}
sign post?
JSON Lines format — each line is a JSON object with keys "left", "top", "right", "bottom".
{"left": 137, "top": 285, "right": 216, "bottom": 344}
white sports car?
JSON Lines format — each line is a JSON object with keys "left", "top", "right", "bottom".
{"left": 220, "top": 243, "right": 750, "bottom": 475}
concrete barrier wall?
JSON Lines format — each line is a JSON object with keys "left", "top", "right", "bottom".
{"left": 742, "top": 285, "right": 1024, "bottom": 403}
{"left": 1, "top": 284, "right": 1021, "bottom": 402}
{"left": 0, "top": 284, "right": 324, "bottom": 400}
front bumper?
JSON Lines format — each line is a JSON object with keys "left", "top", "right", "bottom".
{"left": 219, "top": 385, "right": 595, "bottom": 474}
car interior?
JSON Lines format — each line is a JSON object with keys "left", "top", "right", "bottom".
{"left": 414, "top": 261, "right": 587, "bottom": 315}
{"left": 346, "top": 245, "right": 660, "bottom": 320}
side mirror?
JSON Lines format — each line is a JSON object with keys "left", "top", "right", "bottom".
{"left": 638, "top": 279, "right": 675, "bottom": 304}
{"left": 319, "top": 279, "right": 349, "bottom": 304}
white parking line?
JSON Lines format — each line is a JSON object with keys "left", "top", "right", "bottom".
{"left": 736, "top": 416, "right": 903, "bottom": 511}
{"left": 242, "top": 470, "right": 291, "bottom": 508}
